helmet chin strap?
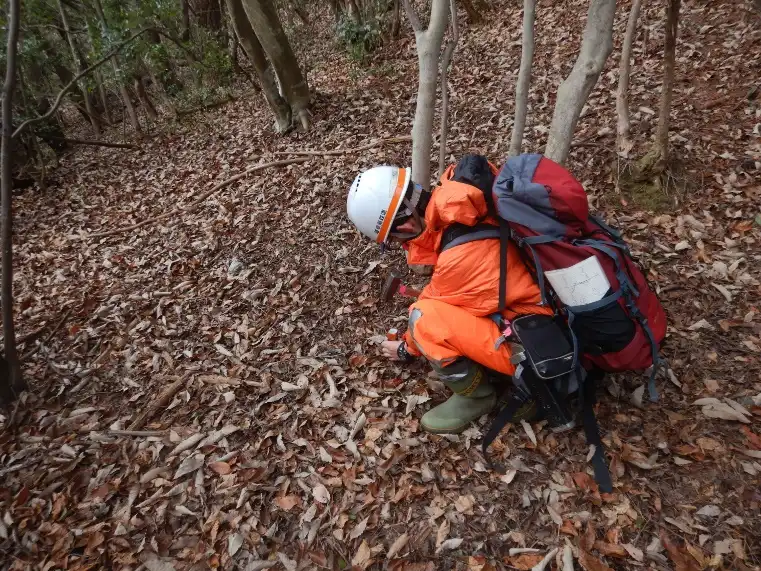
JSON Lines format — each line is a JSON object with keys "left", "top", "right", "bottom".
{"left": 387, "top": 197, "right": 425, "bottom": 242}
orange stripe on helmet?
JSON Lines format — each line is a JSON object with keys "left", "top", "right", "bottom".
{"left": 376, "top": 168, "right": 407, "bottom": 243}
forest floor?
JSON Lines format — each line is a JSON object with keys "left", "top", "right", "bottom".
{"left": 2, "top": 0, "right": 761, "bottom": 570}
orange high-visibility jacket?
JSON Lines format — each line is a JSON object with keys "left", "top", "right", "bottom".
{"left": 402, "top": 164, "right": 552, "bottom": 357}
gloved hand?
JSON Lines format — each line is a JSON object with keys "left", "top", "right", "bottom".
{"left": 381, "top": 340, "right": 402, "bottom": 360}
{"left": 381, "top": 340, "right": 415, "bottom": 363}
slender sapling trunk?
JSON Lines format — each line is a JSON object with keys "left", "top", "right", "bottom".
{"left": 509, "top": 0, "right": 536, "bottom": 156}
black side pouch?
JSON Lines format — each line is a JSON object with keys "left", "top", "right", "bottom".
{"left": 512, "top": 314, "right": 575, "bottom": 380}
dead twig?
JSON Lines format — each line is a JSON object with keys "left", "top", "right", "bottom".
{"left": 87, "top": 157, "right": 311, "bottom": 238}
{"left": 271, "top": 135, "right": 412, "bottom": 157}
{"left": 45, "top": 137, "right": 137, "bottom": 149}
{"left": 127, "top": 376, "right": 186, "bottom": 430}
{"left": 176, "top": 95, "right": 236, "bottom": 117}
{"left": 20, "top": 308, "right": 71, "bottom": 362}
{"left": 88, "top": 136, "right": 412, "bottom": 239}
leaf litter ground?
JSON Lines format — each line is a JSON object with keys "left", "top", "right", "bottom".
{"left": 2, "top": 1, "right": 761, "bottom": 569}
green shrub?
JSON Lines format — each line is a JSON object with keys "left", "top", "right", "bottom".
{"left": 336, "top": 15, "right": 382, "bottom": 62}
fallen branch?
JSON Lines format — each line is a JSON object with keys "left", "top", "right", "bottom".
{"left": 21, "top": 308, "right": 71, "bottom": 362}
{"left": 87, "top": 157, "right": 310, "bottom": 238}
{"left": 176, "top": 95, "right": 235, "bottom": 117}
{"left": 108, "top": 429, "right": 167, "bottom": 437}
{"left": 271, "top": 135, "right": 412, "bottom": 157}
{"left": 46, "top": 136, "right": 137, "bottom": 149}
{"left": 127, "top": 376, "right": 186, "bottom": 430}
{"left": 87, "top": 136, "right": 412, "bottom": 238}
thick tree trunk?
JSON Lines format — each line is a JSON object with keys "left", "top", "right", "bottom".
{"left": 57, "top": 0, "right": 101, "bottom": 135}
{"left": 650, "top": 0, "right": 681, "bottom": 165}
{"left": 134, "top": 77, "right": 159, "bottom": 120}
{"left": 226, "top": 0, "right": 292, "bottom": 132}
{"left": 438, "top": 0, "right": 459, "bottom": 176}
{"left": 509, "top": 0, "right": 536, "bottom": 156}
{"left": 544, "top": 0, "right": 616, "bottom": 164}
{"left": 242, "top": 0, "right": 310, "bottom": 130}
{"left": 94, "top": 0, "right": 142, "bottom": 132}
{"left": 616, "top": 0, "right": 643, "bottom": 155}
{"left": 403, "top": 0, "right": 450, "bottom": 190}
{"left": 1, "top": 0, "right": 25, "bottom": 403}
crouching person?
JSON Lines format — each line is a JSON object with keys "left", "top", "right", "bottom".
{"left": 346, "top": 156, "right": 556, "bottom": 434}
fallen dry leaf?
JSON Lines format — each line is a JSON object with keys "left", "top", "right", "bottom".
{"left": 577, "top": 550, "right": 613, "bottom": 571}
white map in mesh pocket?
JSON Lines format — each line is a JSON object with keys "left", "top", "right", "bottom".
{"left": 544, "top": 256, "right": 611, "bottom": 307}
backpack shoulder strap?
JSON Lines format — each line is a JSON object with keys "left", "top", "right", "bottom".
{"left": 439, "top": 222, "right": 500, "bottom": 253}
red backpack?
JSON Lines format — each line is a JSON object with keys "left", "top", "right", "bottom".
{"left": 449, "top": 154, "right": 668, "bottom": 491}
{"left": 489, "top": 154, "right": 667, "bottom": 388}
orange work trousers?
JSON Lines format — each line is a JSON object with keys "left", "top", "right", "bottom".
{"left": 406, "top": 299, "right": 517, "bottom": 376}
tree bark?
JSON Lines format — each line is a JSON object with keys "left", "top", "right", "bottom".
{"left": 651, "top": 0, "right": 681, "bottom": 165}
{"left": 134, "top": 76, "right": 159, "bottom": 120}
{"left": 226, "top": 0, "right": 292, "bottom": 132}
{"left": 95, "top": 71, "right": 112, "bottom": 124}
{"left": 438, "top": 0, "right": 459, "bottom": 177}
{"left": 292, "top": 2, "right": 310, "bottom": 24}
{"left": 1, "top": 0, "right": 25, "bottom": 403}
{"left": 403, "top": 0, "right": 450, "bottom": 191}
{"left": 57, "top": 0, "right": 101, "bottom": 135}
{"left": 616, "top": 0, "right": 643, "bottom": 155}
{"left": 242, "top": 0, "right": 310, "bottom": 130}
{"left": 390, "top": 0, "right": 401, "bottom": 38}
{"left": 181, "top": 0, "right": 191, "bottom": 40}
{"left": 345, "top": 0, "right": 362, "bottom": 23}
{"left": 544, "top": 0, "right": 616, "bottom": 164}
{"left": 509, "top": 0, "right": 536, "bottom": 157}
{"left": 94, "top": 0, "right": 142, "bottom": 133}
{"left": 328, "top": 0, "right": 342, "bottom": 22}
{"left": 460, "top": 0, "right": 482, "bottom": 23}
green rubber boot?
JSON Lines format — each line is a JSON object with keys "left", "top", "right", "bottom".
{"left": 421, "top": 359, "right": 497, "bottom": 434}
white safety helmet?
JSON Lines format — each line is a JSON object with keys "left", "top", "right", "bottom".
{"left": 346, "top": 165, "right": 413, "bottom": 244}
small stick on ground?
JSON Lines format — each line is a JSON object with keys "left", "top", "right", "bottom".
{"left": 271, "top": 135, "right": 412, "bottom": 157}
{"left": 46, "top": 137, "right": 138, "bottom": 149}
{"left": 21, "top": 308, "right": 72, "bottom": 362}
{"left": 88, "top": 157, "right": 310, "bottom": 238}
{"left": 127, "top": 376, "right": 185, "bottom": 430}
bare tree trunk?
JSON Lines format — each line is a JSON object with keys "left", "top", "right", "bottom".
{"left": 1, "top": 0, "right": 25, "bottom": 403}
{"left": 345, "top": 0, "right": 362, "bottom": 23}
{"left": 460, "top": 0, "right": 482, "bottom": 23}
{"left": 403, "top": 0, "right": 450, "bottom": 190}
{"left": 329, "top": 0, "right": 342, "bottom": 22}
{"left": 390, "top": 0, "right": 401, "bottom": 38}
{"left": 293, "top": 2, "right": 310, "bottom": 24}
{"left": 94, "top": 0, "right": 142, "bottom": 133}
{"left": 616, "top": 0, "right": 643, "bottom": 156}
{"left": 226, "top": 0, "right": 292, "bottom": 131}
{"left": 134, "top": 76, "right": 159, "bottom": 120}
{"left": 509, "top": 0, "right": 536, "bottom": 156}
{"left": 544, "top": 0, "right": 616, "bottom": 164}
{"left": 438, "top": 0, "right": 459, "bottom": 176}
{"left": 649, "top": 0, "right": 681, "bottom": 166}
{"left": 57, "top": 0, "right": 101, "bottom": 135}
{"left": 95, "top": 71, "right": 112, "bottom": 124}
{"left": 242, "top": 0, "right": 310, "bottom": 130}
{"left": 182, "top": 0, "right": 191, "bottom": 40}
